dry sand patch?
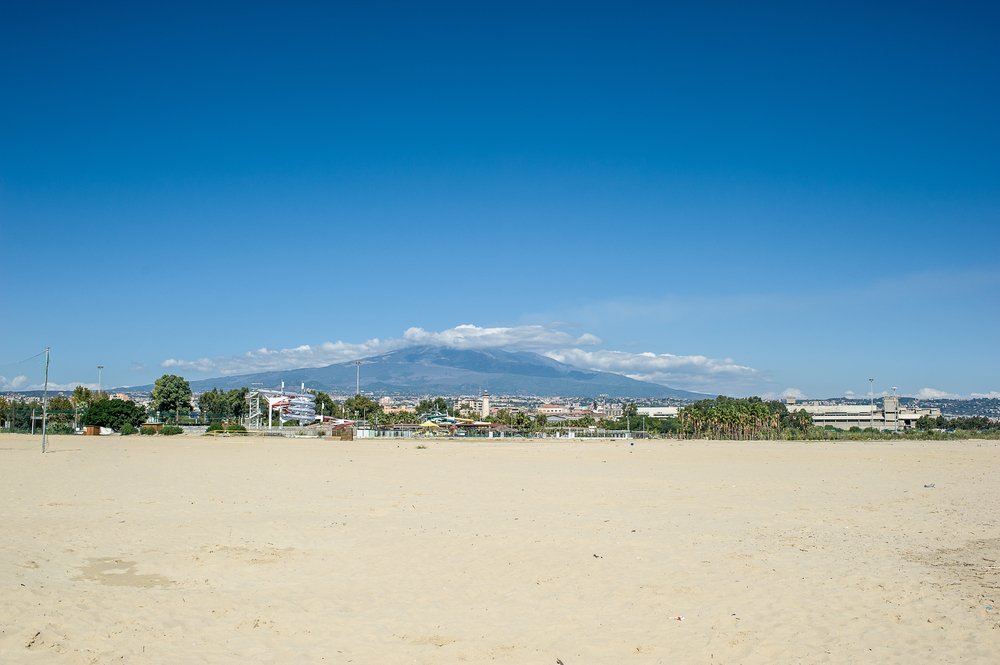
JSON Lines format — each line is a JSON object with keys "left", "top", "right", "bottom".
{"left": 1, "top": 434, "right": 998, "bottom": 663}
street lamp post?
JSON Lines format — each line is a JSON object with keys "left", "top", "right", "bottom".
{"left": 97, "top": 365, "right": 104, "bottom": 396}
{"left": 868, "top": 378, "right": 874, "bottom": 430}
{"left": 892, "top": 386, "right": 898, "bottom": 433}
{"left": 41, "top": 347, "right": 50, "bottom": 453}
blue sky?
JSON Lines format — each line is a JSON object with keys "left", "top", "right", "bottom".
{"left": 2, "top": 1, "right": 998, "bottom": 399}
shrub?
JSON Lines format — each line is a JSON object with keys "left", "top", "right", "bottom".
{"left": 47, "top": 422, "right": 75, "bottom": 435}
{"left": 207, "top": 421, "right": 247, "bottom": 434}
{"left": 161, "top": 425, "right": 183, "bottom": 436}
{"left": 119, "top": 423, "right": 137, "bottom": 436}
{"left": 140, "top": 426, "right": 157, "bottom": 435}
{"left": 83, "top": 399, "right": 148, "bottom": 431}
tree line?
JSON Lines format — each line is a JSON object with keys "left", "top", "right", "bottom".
{"left": 6, "top": 373, "right": 999, "bottom": 438}
{"left": 915, "top": 414, "right": 1000, "bottom": 432}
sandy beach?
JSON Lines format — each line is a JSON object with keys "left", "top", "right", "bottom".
{"left": 1, "top": 433, "right": 997, "bottom": 664}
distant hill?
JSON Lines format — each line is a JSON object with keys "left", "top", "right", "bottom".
{"left": 125, "top": 346, "right": 708, "bottom": 399}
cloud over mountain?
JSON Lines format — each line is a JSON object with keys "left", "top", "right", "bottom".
{"left": 157, "top": 323, "right": 757, "bottom": 392}
{"left": 403, "top": 324, "right": 600, "bottom": 350}
{"left": 0, "top": 375, "right": 29, "bottom": 390}
{"left": 542, "top": 348, "right": 757, "bottom": 391}
{"left": 917, "top": 387, "right": 961, "bottom": 399}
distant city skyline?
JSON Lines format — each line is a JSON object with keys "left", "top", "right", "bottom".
{"left": 2, "top": 3, "right": 998, "bottom": 399}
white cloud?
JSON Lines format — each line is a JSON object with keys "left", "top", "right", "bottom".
{"left": 162, "top": 337, "right": 405, "bottom": 376}
{"left": 917, "top": 387, "right": 960, "bottom": 399}
{"left": 1, "top": 379, "right": 98, "bottom": 392}
{"left": 542, "top": 348, "right": 757, "bottom": 391}
{"left": 157, "top": 323, "right": 758, "bottom": 392}
{"left": 404, "top": 324, "right": 600, "bottom": 350}
{"left": 781, "top": 388, "right": 806, "bottom": 400}
{"left": 39, "top": 382, "right": 100, "bottom": 392}
{"left": 0, "top": 375, "right": 30, "bottom": 390}
{"left": 159, "top": 324, "right": 603, "bottom": 376}
{"left": 844, "top": 390, "right": 856, "bottom": 398}
{"left": 969, "top": 391, "right": 1000, "bottom": 399}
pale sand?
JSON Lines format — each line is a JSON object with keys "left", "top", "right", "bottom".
{"left": 1, "top": 434, "right": 998, "bottom": 664}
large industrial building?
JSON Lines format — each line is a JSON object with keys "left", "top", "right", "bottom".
{"left": 786, "top": 397, "right": 940, "bottom": 431}
{"left": 637, "top": 406, "right": 680, "bottom": 418}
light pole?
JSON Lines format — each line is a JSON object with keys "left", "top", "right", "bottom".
{"left": 868, "top": 378, "right": 874, "bottom": 430}
{"left": 41, "top": 347, "right": 50, "bottom": 453}
{"left": 354, "top": 361, "right": 362, "bottom": 395}
{"left": 97, "top": 365, "right": 104, "bottom": 396}
{"left": 892, "top": 386, "right": 898, "bottom": 433}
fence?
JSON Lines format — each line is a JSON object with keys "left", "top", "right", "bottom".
{"left": 1, "top": 407, "right": 77, "bottom": 434}
{"left": 0, "top": 404, "right": 223, "bottom": 434}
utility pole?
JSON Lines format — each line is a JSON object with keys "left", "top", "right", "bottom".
{"left": 41, "top": 347, "right": 50, "bottom": 453}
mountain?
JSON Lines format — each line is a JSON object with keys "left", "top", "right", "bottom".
{"left": 130, "top": 346, "right": 707, "bottom": 399}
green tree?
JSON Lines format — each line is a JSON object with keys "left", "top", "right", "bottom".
{"left": 198, "top": 389, "right": 227, "bottom": 418}
{"left": 512, "top": 411, "right": 532, "bottom": 429}
{"left": 416, "top": 397, "right": 449, "bottom": 416}
{"left": 197, "top": 388, "right": 248, "bottom": 421}
{"left": 310, "top": 390, "right": 342, "bottom": 418}
{"left": 83, "top": 399, "right": 148, "bottom": 432}
{"left": 0, "top": 397, "right": 11, "bottom": 430}
{"left": 344, "top": 394, "right": 381, "bottom": 419}
{"left": 45, "top": 395, "right": 75, "bottom": 426}
{"left": 226, "top": 388, "right": 248, "bottom": 418}
{"left": 71, "top": 385, "right": 93, "bottom": 411}
{"left": 50, "top": 395, "right": 73, "bottom": 411}
{"left": 152, "top": 374, "right": 192, "bottom": 422}
{"left": 680, "top": 396, "right": 787, "bottom": 440}
{"left": 790, "top": 409, "right": 813, "bottom": 433}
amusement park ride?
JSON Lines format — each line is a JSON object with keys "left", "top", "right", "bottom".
{"left": 419, "top": 412, "right": 491, "bottom": 428}
{"left": 246, "top": 383, "right": 354, "bottom": 430}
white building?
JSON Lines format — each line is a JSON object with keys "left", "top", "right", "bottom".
{"left": 601, "top": 403, "right": 624, "bottom": 419}
{"left": 637, "top": 406, "right": 680, "bottom": 418}
{"left": 788, "top": 397, "right": 939, "bottom": 431}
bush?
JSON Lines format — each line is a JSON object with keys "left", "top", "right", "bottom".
{"left": 140, "top": 426, "right": 157, "bottom": 435}
{"left": 161, "top": 425, "right": 184, "bottom": 436}
{"left": 46, "top": 422, "right": 75, "bottom": 435}
{"left": 83, "top": 399, "right": 148, "bottom": 432}
{"left": 119, "top": 423, "right": 137, "bottom": 436}
{"left": 206, "top": 421, "right": 247, "bottom": 434}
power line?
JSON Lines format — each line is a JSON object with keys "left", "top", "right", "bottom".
{"left": 0, "top": 350, "right": 47, "bottom": 368}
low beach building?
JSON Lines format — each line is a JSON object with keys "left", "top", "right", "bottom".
{"left": 788, "top": 397, "right": 940, "bottom": 431}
